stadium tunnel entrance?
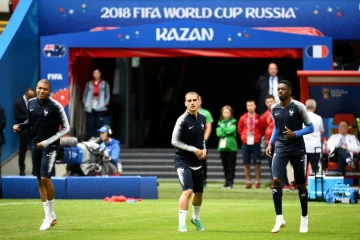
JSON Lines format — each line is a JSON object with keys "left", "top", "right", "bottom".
{"left": 70, "top": 49, "right": 303, "bottom": 148}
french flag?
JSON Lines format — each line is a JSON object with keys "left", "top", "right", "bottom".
{"left": 306, "top": 45, "right": 329, "bottom": 58}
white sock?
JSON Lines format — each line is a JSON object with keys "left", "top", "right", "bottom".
{"left": 192, "top": 206, "right": 201, "bottom": 220}
{"left": 179, "top": 210, "right": 187, "bottom": 226}
{"left": 47, "top": 199, "right": 55, "bottom": 217}
{"left": 42, "top": 202, "right": 48, "bottom": 218}
{"left": 276, "top": 215, "right": 284, "bottom": 221}
{"left": 346, "top": 158, "right": 351, "bottom": 164}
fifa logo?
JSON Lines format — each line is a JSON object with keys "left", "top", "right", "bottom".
{"left": 44, "top": 109, "right": 49, "bottom": 117}
{"left": 322, "top": 88, "right": 330, "bottom": 99}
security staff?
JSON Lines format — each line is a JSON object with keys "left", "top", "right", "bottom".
{"left": 13, "top": 79, "right": 70, "bottom": 231}
{"left": 171, "top": 91, "right": 206, "bottom": 233}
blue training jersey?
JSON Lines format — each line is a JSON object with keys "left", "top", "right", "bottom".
{"left": 18, "top": 97, "right": 70, "bottom": 148}
{"left": 271, "top": 99, "right": 311, "bottom": 155}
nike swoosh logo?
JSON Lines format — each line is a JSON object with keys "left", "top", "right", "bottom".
{"left": 189, "top": 126, "right": 194, "bottom": 129}
{"left": 30, "top": 109, "right": 34, "bottom": 111}
{"left": 275, "top": 113, "right": 280, "bottom": 116}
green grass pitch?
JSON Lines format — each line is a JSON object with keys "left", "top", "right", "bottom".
{"left": 0, "top": 182, "right": 359, "bottom": 240}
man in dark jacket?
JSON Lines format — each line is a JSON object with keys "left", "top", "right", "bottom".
{"left": 14, "top": 88, "right": 35, "bottom": 175}
{"left": 0, "top": 105, "right": 6, "bottom": 161}
{"left": 255, "top": 63, "right": 284, "bottom": 114}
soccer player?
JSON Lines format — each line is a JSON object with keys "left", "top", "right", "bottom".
{"left": 171, "top": 92, "right": 207, "bottom": 232}
{"left": 13, "top": 79, "right": 70, "bottom": 231}
{"left": 265, "top": 80, "right": 314, "bottom": 233}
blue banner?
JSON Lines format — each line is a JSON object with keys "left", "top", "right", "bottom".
{"left": 38, "top": 0, "right": 360, "bottom": 39}
{"left": 309, "top": 86, "right": 360, "bottom": 118}
{"left": 0, "top": 0, "right": 39, "bottom": 162}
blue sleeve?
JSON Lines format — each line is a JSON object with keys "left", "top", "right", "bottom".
{"left": 295, "top": 122, "right": 314, "bottom": 137}
{"left": 270, "top": 125, "right": 279, "bottom": 144}
{"left": 110, "top": 144, "right": 120, "bottom": 166}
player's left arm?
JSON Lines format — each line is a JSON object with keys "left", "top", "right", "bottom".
{"left": 348, "top": 136, "right": 360, "bottom": 152}
{"left": 0, "top": 106, "right": 6, "bottom": 132}
{"left": 105, "top": 82, "right": 111, "bottom": 106}
{"left": 42, "top": 102, "right": 70, "bottom": 148}
{"left": 294, "top": 102, "right": 314, "bottom": 137}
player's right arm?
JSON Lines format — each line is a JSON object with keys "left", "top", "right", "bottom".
{"left": 171, "top": 116, "right": 197, "bottom": 153}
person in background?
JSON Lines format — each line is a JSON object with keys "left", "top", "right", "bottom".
{"left": 263, "top": 95, "right": 276, "bottom": 175}
{"left": 14, "top": 88, "right": 35, "bottom": 176}
{"left": 98, "top": 125, "right": 120, "bottom": 176}
{"left": 323, "top": 120, "right": 359, "bottom": 175}
{"left": 303, "top": 99, "right": 325, "bottom": 175}
{"left": 216, "top": 105, "right": 238, "bottom": 189}
{"left": 83, "top": 68, "right": 110, "bottom": 140}
{"left": 198, "top": 95, "right": 214, "bottom": 188}
{"left": 255, "top": 63, "right": 284, "bottom": 114}
{"left": 238, "top": 100, "right": 264, "bottom": 189}
{"left": 0, "top": 104, "right": 6, "bottom": 164}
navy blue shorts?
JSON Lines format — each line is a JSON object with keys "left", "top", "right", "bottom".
{"left": 242, "top": 143, "right": 261, "bottom": 165}
{"left": 176, "top": 167, "right": 203, "bottom": 193}
{"left": 272, "top": 152, "right": 306, "bottom": 185}
{"left": 31, "top": 143, "right": 59, "bottom": 180}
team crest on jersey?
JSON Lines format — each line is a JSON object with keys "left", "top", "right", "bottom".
{"left": 201, "top": 123, "right": 204, "bottom": 129}
{"left": 44, "top": 109, "right": 49, "bottom": 117}
{"left": 289, "top": 109, "right": 294, "bottom": 117}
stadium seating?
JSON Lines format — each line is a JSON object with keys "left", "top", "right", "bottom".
{"left": 1, "top": 176, "right": 158, "bottom": 199}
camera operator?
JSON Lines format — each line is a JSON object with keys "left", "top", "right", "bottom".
{"left": 98, "top": 125, "right": 121, "bottom": 175}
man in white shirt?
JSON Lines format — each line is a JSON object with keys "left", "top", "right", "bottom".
{"left": 303, "top": 99, "right": 324, "bottom": 174}
{"left": 324, "top": 121, "right": 360, "bottom": 174}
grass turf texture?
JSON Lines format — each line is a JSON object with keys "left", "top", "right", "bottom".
{"left": 0, "top": 182, "right": 359, "bottom": 240}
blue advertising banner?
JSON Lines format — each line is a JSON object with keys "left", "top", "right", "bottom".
{"left": 40, "top": 21, "right": 333, "bottom": 114}
{"left": 38, "top": 0, "right": 360, "bottom": 39}
{"left": 309, "top": 86, "right": 360, "bottom": 118}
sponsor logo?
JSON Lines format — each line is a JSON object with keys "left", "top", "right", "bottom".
{"left": 47, "top": 73, "right": 63, "bottom": 80}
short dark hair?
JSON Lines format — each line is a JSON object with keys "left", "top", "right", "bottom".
{"left": 93, "top": 68, "right": 101, "bottom": 73}
{"left": 265, "top": 95, "right": 275, "bottom": 100}
{"left": 339, "top": 120, "right": 350, "bottom": 126}
{"left": 25, "top": 88, "right": 35, "bottom": 94}
{"left": 246, "top": 99, "right": 256, "bottom": 104}
{"left": 38, "top": 79, "right": 52, "bottom": 90}
{"left": 278, "top": 80, "right": 292, "bottom": 90}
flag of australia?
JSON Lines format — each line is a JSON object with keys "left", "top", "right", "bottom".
{"left": 43, "top": 44, "right": 66, "bottom": 57}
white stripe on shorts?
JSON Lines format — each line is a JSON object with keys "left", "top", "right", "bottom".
{"left": 177, "top": 168, "right": 185, "bottom": 186}
{"left": 47, "top": 150, "right": 57, "bottom": 174}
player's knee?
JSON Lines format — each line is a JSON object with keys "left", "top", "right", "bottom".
{"left": 194, "top": 192, "right": 203, "bottom": 198}
{"left": 37, "top": 179, "right": 43, "bottom": 186}
{"left": 40, "top": 177, "right": 51, "bottom": 185}
{"left": 297, "top": 184, "right": 307, "bottom": 193}
{"left": 182, "top": 189, "right": 193, "bottom": 198}
{"left": 272, "top": 177, "right": 282, "bottom": 187}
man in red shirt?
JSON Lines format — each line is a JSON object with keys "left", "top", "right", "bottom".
{"left": 263, "top": 95, "right": 275, "bottom": 173}
{"left": 238, "top": 100, "right": 265, "bottom": 188}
